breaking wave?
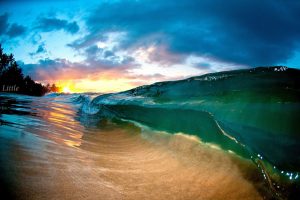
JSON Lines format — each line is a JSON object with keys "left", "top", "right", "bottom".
{"left": 77, "top": 67, "right": 300, "bottom": 199}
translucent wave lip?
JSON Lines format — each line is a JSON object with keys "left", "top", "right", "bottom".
{"left": 88, "top": 67, "right": 300, "bottom": 171}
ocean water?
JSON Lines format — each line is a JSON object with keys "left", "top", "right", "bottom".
{"left": 0, "top": 67, "right": 299, "bottom": 199}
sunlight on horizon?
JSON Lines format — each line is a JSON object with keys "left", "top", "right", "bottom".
{"left": 62, "top": 86, "right": 72, "bottom": 94}
{"left": 54, "top": 78, "right": 138, "bottom": 93}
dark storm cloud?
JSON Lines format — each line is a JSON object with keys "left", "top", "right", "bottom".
{"left": 36, "top": 17, "right": 79, "bottom": 34}
{"left": 73, "top": 0, "right": 300, "bottom": 66}
{"left": 0, "top": 13, "right": 26, "bottom": 38}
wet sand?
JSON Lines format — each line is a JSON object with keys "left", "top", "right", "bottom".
{"left": 1, "top": 119, "right": 267, "bottom": 200}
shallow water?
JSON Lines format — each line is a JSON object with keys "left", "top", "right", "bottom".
{"left": 0, "top": 92, "right": 298, "bottom": 199}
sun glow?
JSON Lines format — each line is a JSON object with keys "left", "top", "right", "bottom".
{"left": 62, "top": 86, "right": 72, "bottom": 93}
{"left": 54, "top": 77, "right": 140, "bottom": 93}
{"left": 73, "top": 79, "right": 136, "bottom": 93}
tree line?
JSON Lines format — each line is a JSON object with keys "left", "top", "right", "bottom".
{"left": 0, "top": 44, "right": 60, "bottom": 96}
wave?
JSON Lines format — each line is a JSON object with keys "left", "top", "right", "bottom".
{"left": 44, "top": 93, "right": 101, "bottom": 114}
{"left": 77, "top": 67, "right": 300, "bottom": 199}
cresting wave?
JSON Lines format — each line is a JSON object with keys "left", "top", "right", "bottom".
{"left": 78, "top": 67, "right": 300, "bottom": 199}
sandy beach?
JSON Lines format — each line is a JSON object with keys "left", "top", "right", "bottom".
{"left": 1, "top": 116, "right": 267, "bottom": 200}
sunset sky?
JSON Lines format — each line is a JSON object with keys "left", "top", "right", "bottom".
{"left": 1, "top": 0, "right": 300, "bottom": 92}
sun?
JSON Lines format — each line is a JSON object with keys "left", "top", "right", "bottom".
{"left": 62, "top": 86, "right": 72, "bottom": 93}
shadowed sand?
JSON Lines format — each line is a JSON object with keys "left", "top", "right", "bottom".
{"left": 2, "top": 119, "right": 268, "bottom": 200}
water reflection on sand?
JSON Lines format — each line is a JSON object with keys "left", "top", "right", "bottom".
{"left": 0, "top": 94, "right": 270, "bottom": 200}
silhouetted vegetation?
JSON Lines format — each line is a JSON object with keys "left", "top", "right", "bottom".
{"left": 0, "top": 44, "right": 59, "bottom": 96}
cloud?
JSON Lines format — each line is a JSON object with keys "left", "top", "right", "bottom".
{"left": 36, "top": 17, "right": 79, "bottom": 34}
{"left": 84, "top": 44, "right": 102, "bottom": 60}
{"left": 103, "top": 50, "right": 114, "bottom": 58}
{"left": 19, "top": 56, "right": 172, "bottom": 92}
{"left": 4, "top": 0, "right": 300, "bottom": 93}
{"left": 6, "top": 23, "right": 26, "bottom": 38}
{"left": 0, "top": 13, "right": 9, "bottom": 35}
{"left": 195, "top": 62, "right": 211, "bottom": 69}
{"left": 0, "top": 13, "right": 26, "bottom": 38}
{"left": 83, "top": 43, "right": 136, "bottom": 67}
{"left": 36, "top": 44, "right": 46, "bottom": 54}
{"left": 71, "top": 0, "right": 300, "bottom": 66}
{"left": 21, "top": 58, "right": 92, "bottom": 81}
{"left": 29, "top": 43, "right": 47, "bottom": 56}
{"left": 20, "top": 54, "right": 135, "bottom": 82}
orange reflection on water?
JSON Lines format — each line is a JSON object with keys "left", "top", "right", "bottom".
{"left": 39, "top": 102, "right": 84, "bottom": 147}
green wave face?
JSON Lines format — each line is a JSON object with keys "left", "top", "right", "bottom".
{"left": 91, "top": 67, "right": 300, "bottom": 194}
